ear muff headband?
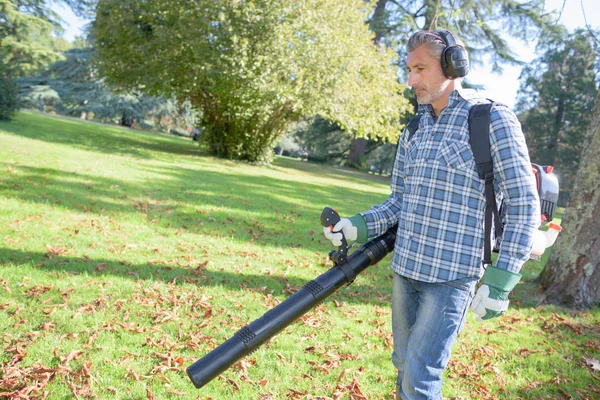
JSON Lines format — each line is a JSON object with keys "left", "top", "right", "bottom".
{"left": 434, "top": 29, "right": 469, "bottom": 78}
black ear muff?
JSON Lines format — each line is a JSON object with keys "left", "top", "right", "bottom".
{"left": 434, "top": 29, "right": 469, "bottom": 78}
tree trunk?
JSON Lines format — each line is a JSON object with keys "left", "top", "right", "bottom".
{"left": 424, "top": 0, "right": 440, "bottom": 29}
{"left": 347, "top": 137, "right": 368, "bottom": 168}
{"left": 538, "top": 91, "right": 600, "bottom": 309}
{"left": 370, "top": 0, "right": 388, "bottom": 44}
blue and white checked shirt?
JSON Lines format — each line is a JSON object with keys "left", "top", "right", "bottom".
{"left": 361, "top": 89, "right": 540, "bottom": 283}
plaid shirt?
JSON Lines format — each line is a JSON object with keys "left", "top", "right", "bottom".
{"left": 361, "top": 89, "right": 540, "bottom": 283}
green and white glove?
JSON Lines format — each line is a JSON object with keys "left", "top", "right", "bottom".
{"left": 322, "top": 215, "right": 368, "bottom": 247}
{"left": 470, "top": 265, "right": 521, "bottom": 321}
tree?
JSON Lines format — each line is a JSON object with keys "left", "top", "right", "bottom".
{"left": 1, "top": 0, "right": 63, "bottom": 118}
{"left": 516, "top": 29, "right": 599, "bottom": 204}
{"left": 1, "top": 0, "right": 67, "bottom": 78}
{"left": 1, "top": 0, "right": 97, "bottom": 77}
{"left": 538, "top": 89, "right": 600, "bottom": 310}
{"left": 17, "top": 47, "right": 199, "bottom": 131}
{"left": 0, "top": 0, "right": 96, "bottom": 119}
{"left": 94, "top": 0, "right": 411, "bottom": 162}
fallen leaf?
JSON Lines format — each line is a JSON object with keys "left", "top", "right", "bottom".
{"left": 166, "top": 388, "right": 187, "bottom": 395}
{"left": 44, "top": 244, "right": 68, "bottom": 258}
{"left": 146, "top": 387, "right": 156, "bottom": 400}
{"left": 1, "top": 279, "right": 11, "bottom": 293}
{"left": 225, "top": 377, "right": 240, "bottom": 391}
{"left": 61, "top": 349, "right": 85, "bottom": 364}
{"left": 516, "top": 348, "right": 543, "bottom": 357}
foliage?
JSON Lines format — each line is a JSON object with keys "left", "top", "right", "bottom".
{"left": 1, "top": 112, "right": 599, "bottom": 399}
{"left": 291, "top": 116, "right": 397, "bottom": 172}
{"left": 17, "top": 83, "right": 60, "bottom": 109}
{"left": 368, "top": 0, "right": 560, "bottom": 73}
{"left": 292, "top": 116, "right": 353, "bottom": 163}
{"left": 6, "top": 0, "right": 95, "bottom": 20}
{"left": 0, "top": 0, "right": 65, "bottom": 78}
{"left": 365, "top": 143, "right": 396, "bottom": 175}
{"left": 94, "top": 0, "right": 411, "bottom": 162}
{"left": 0, "top": 0, "right": 97, "bottom": 81}
{"left": 516, "top": 29, "right": 599, "bottom": 205}
{"left": 298, "top": 88, "right": 416, "bottom": 168}
{"left": 16, "top": 47, "right": 200, "bottom": 131}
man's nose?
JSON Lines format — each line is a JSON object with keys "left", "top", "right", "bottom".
{"left": 408, "top": 72, "right": 417, "bottom": 87}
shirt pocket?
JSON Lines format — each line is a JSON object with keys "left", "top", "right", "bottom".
{"left": 436, "top": 139, "right": 473, "bottom": 170}
{"left": 407, "top": 136, "right": 435, "bottom": 165}
{"left": 406, "top": 138, "right": 420, "bottom": 164}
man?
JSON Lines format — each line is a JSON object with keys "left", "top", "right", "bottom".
{"left": 323, "top": 30, "right": 539, "bottom": 399}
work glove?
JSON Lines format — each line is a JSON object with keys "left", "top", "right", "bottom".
{"left": 470, "top": 265, "right": 521, "bottom": 321}
{"left": 322, "top": 215, "right": 367, "bottom": 247}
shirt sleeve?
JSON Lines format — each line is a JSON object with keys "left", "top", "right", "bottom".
{"left": 489, "top": 105, "right": 540, "bottom": 273}
{"left": 359, "top": 131, "right": 407, "bottom": 238}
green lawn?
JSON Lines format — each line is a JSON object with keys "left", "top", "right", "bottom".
{"left": 1, "top": 111, "right": 598, "bottom": 399}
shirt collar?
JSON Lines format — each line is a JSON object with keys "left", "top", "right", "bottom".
{"left": 418, "top": 88, "right": 480, "bottom": 117}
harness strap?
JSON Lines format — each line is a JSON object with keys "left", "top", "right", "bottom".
{"left": 469, "top": 103, "right": 503, "bottom": 265}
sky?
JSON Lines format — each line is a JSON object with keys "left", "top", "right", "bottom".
{"left": 55, "top": 0, "right": 599, "bottom": 108}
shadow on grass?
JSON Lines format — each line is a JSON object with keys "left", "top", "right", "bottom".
{"left": 0, "top": 247, "right": 393, "bottom": 307}
{"left": 1, "top": 111, "right": 399, "bottom": 308}
{"left": 0, "top": 164, "right": 388, "bottom": 254}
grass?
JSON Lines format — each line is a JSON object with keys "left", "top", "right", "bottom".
{"left": 1, "top": 111, "right": 599, "bottom": 399}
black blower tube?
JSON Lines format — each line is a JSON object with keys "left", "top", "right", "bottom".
{"left": 186, "top": 222, "right": 397, "bottom": 389}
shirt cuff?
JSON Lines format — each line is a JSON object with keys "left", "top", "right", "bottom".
{"left": 349, "top": 214, "right": 368, "bottom": 243}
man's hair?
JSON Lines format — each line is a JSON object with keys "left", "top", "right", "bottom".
{"left": 406, "top": 30, "right": 466, "bottom": 61}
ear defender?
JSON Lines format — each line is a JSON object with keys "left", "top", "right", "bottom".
{"left": 434, "top": 29, "right": 469, "bottom": 79}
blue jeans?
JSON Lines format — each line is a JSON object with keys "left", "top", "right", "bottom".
{"left": 391, "top": 273, "right": 477, "bottom": 399}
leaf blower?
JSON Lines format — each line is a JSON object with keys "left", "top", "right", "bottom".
{"left": 186, "top": 207, "right": 396, "bottom": 389}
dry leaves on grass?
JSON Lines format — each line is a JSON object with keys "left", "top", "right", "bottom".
{"left": 44, "top": 244, "right": 71, "bottom": 259}
{"left": 0, "top": 347, "right": 95, "bottom": 399}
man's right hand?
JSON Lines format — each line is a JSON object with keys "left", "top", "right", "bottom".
{"left": 323, "top": 218, "right": 358, "bottom": 247}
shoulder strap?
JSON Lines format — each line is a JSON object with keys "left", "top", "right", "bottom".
{"left": 468, "top": 103, "right": 493, "bottom": 179}
{"left": 468, "top": 102, "right": 503, "bottom": 265}
{"left": 406, "top": 114, "right": 422, "bottom": 142}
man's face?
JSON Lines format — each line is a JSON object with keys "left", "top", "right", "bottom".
{"left": 407, "top": 44, "right": 451, "bottom": 105}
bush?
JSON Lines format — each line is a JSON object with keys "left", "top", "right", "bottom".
{"left": 0, "top": 75, "right": 19, "bottom": 121}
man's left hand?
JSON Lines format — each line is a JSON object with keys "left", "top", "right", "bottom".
{"left": 471, "top": 265, "right": 521, "bottom": 321}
